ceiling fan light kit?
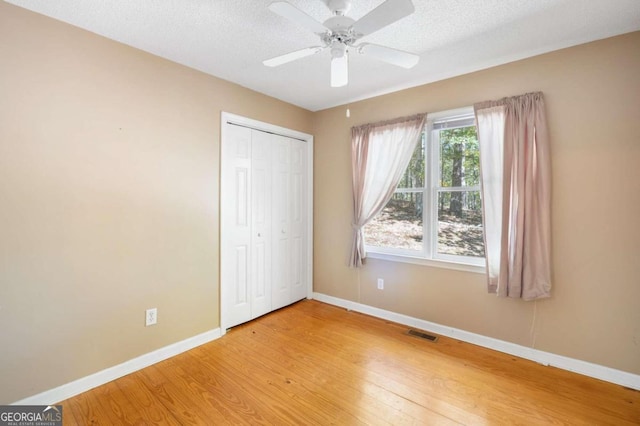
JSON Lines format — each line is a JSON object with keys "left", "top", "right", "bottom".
{"left": 263, "top": 0, "right": 420, "bottom": 87}
{"left": 331, "top": 52, "right": 349, "bottom": 87}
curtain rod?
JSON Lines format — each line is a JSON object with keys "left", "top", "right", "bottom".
{"left": 351, "top": 113, "right": 427, "bottom": 131}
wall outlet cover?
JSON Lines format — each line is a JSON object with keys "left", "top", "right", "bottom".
{"left": 145, "top": 308, "right": 157, "bottom": 326}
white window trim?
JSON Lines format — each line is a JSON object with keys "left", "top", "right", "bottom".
{"left": 365, "top": 251, "right": 486, "bottom": 273}
{"left": 365, "top": 106, "right": 486, "bottom": 273}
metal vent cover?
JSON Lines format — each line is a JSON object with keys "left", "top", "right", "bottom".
{"left": 407, "top": 329, "right": 438, "bottom": 342}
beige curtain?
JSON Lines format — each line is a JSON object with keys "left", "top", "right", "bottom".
{"left": 349, "top": 114, "right": 426, "bottom": 267}
{"left": 474, "top": 92, "right": 551, "bottom": 300}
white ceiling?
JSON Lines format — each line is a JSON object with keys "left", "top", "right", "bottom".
{"left": 6, "top": 0, "right": 640, "bottom": 111}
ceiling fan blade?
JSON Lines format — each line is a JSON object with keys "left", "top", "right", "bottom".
{"left": 263, "top": 46, "right": 324, "bottom": 67}
{"left": 358, "top": 43, "right": 419, "bottom": 68}
{"left": 268, "top": 1, "right": 328, "bottom": 34}
{"left": 351, "top": 0, "right": 415, "bottom": 36}
{"left": 331, "top": 54, "right": 348, "bottom": 87}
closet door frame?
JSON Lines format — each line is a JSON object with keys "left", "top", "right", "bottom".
{"left": 220, "top": 112, "right": 314, "bottom": 334}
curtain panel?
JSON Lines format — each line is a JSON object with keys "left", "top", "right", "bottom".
{"left": 474, "top": 92, "right": 552, "bottom": 300}
{"left": 349, "top": 114, "right": 426, "bottom": 267}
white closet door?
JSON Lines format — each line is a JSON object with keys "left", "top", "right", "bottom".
{"left": 221, "top": 124, "right": 252, "bottom": 328}
{"left": 290, "top": 138, "right": 307, "bottom": 302}
{"left": 250, "top": 131, "right": 273, "bottom": 318}
{"left": 221, "top": 112, "right": 312, "bottom": 332}
{"left": 271, "top": 135, "right": 292, "bottom": 310}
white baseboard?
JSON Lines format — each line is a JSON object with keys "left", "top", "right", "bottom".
{"left": 312, "top": 292, "right": 640, "bottom": 391}
{"left": 12, "top": 328, "right": 222, "bottom": 405}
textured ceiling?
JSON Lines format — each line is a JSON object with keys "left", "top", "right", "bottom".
{"left": 6, "top": 0, "right": 640, "bottom": 111}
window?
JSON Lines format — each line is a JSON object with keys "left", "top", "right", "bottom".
{"left": 364, "top": 107, "right": 485, "bottom": 268}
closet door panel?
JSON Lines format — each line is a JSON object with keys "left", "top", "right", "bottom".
{"left": 250, "top": 131, "right": 273, "bottom": 319}
{"left": 271, "top": 135, "right": 292, "bottom": 310}
{"left": 290, "top": 139, "right": 307, "bottom": 301}
{"left": 221, "top": 124, "right": 252, "bottom": 328}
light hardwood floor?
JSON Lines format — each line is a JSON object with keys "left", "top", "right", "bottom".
{"left": 60, "top": 300, "right": 639, "bottom": 425}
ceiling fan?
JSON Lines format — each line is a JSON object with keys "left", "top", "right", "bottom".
{"left": 263, "top": 0, "right": 419, "bottom": 87}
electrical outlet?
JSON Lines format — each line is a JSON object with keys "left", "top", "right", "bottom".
{"left": 145, "top": 308, "right": 157, "bottom": 326}
{"left": 377, "top": 278, "right": 384, "bottom": 290}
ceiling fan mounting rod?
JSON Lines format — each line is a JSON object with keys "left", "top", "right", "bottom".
{"left": 326, "top": 0, "right": 351, "bottom": 16}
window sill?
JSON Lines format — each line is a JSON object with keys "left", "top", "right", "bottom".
{"left": 365, "top": 251, "right": 486, "bottom": 274}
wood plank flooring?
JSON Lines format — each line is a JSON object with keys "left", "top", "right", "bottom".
{"left": 60, "top": 300, "right": 640, "bottom": 425}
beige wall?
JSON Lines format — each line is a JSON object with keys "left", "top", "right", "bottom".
{"left": 1, "top": 0, "right": 638, "bottom": 405}
{"left": 314, "top": 31, "right": 640, "bottom": 376}
{"left": 0, "top": 2, "right": 313, "bottom": 404}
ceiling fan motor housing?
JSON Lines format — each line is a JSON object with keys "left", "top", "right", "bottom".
{"left": 323, "top": 15, "right": 355, "bottom": 33}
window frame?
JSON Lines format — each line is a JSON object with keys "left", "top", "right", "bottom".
{"left": 364, "top": 107, "right": 486, "bottom": 273}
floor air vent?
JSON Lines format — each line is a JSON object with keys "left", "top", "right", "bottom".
{"left": 407, "top": 329, "right": 438, "bottom": 342}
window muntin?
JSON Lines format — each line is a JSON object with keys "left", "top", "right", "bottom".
{"left": 364, "top": 107, "right": 485, "bottom": 266}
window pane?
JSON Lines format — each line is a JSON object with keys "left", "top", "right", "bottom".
{"left": 439, "top": 126, "right": 480, "bottom": 187}
{"left": 397, "top": 134, "right": 425, "bottom": 189}
{"left": 364, "top": 192, "right": 423, "bottom": 251}
{"left": 437, "top": 190, "right": 484, "bottom": 257}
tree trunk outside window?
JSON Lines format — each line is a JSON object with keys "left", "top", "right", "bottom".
{"left": 450, "top": 141, "right": 463, "bottom": 217}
